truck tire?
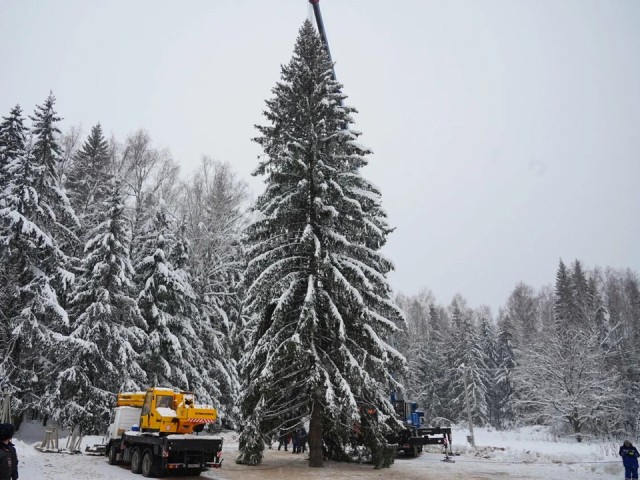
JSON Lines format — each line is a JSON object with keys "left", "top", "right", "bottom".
{"left": 131, "top": 448, "right": 142, "bottom": 474}
{"left": 411, "top": 445, "right": 420, "bottom": 458}
{"left": 107, "top": 444, "right": 119, "bottom": 465}
{"left": 141, "top": 450, "right": 158, "bottom": 478}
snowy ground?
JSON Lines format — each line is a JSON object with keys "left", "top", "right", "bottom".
{"left": 14, "top": 421, "right": 624, "bottom": 479}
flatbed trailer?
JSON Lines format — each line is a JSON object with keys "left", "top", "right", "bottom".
{"left": 107, "top": 431, "right": 223, "bottom": 477}
{"left": 389, "top": 397, "right": 453, "bottom": 457}
{"left": 388, "top": 425, "right": 452, "bottom": 457}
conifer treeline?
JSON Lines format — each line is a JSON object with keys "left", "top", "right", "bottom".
{"left": 396, "top": 261, "right": 640, "bottom": 439}
{"left": 0, "top": 93, "right": 246, "bottom": 432}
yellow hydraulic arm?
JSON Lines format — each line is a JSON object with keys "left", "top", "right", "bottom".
{"left": 117, "top": 387, "right": 218, "bottom": 435}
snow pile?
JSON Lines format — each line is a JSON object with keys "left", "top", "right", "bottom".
{"left": 448, "top": 425, "right": 622, "bottom": 478}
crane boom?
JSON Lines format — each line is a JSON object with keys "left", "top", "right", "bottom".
{"left": 308, "top": 0, "right": 336, "bottom": 80}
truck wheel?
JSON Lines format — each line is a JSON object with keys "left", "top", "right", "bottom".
{"left": 107, "top": 445, "right": 119, "bottom": 465}
{"left": 141, "top": 450, "right": 158, "bottom": 478}
{"left": 411, "top": 445, "right": 420, "bottom": 458}
{"left": 131, "top": 448, "right": 142, "bottom": 474}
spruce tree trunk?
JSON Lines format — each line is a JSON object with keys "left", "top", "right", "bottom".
{"left": 308, "top": 391, "right": 324, "bottom": 467}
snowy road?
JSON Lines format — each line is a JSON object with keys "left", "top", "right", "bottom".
{"left": 202, "top": 449, "right": 619, "bottom": 480}
{"left": 19, "top": 442, "right": 621, "bottom": 480}
{"left": 16, "top": 425, "right": 623, "bottom": 479}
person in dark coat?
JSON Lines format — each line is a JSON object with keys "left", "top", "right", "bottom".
{"left": 298, "top": 426, "right": 307, "bottom": 454}
{"left": 291, "top": 428, "right": 300, "bottom": 454}
{"left": 291, "top": 426, "right": 307, "bottom": 454}
{"left": 620, "top": 439, "right": 639, "bottom": 480}
{"left": 277, "top": 429, "right": 290, "bottom": 451}
{"left": 0, "top": 423, "right": 18, "bottom": 480}
{"left": 0, "top": 450, "right": 8, "bottom": 480}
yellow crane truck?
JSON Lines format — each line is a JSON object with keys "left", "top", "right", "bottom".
{"left": 104, "top": 387, "right": 223, "bottom": 477}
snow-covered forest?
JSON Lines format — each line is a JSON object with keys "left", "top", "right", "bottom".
{"left": 0, "top": 98, "right": 246, "bottom": 432}
{"left": 1, "top": 17, "right": 638, "bottom": 473}
{"left": 395, "top": 261, "right": 640, "bottom": 441}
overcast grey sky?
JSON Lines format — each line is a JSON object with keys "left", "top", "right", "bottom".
{"left": 1, "top": 0, "right": 638, "bottom": 313}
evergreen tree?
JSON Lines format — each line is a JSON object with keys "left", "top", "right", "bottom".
{"left": 477, "top": 315, "right": 498, "bottom": 426}
{"left": 66, "top": 123, "right": 112, "bottom": 235}
{"left": 0, "top": 136, "right": 73, "bottom": 415}
{"left": 429, "top": 303, "right": 450, "bottom": 336}
{"left": 46, "top": 179, "right": 148, "bottom": 432}
{"left": 0, "top": 105, "right": 28, "bottom": 365}
{"left": 393, "top": 298, "right": 451, "bottom": 424}
{"left": 136, "top": 202, "right": 209, "bottom": 399}
{"left": 423, "top": 304, "right": 452, "bottom": 420}
{"left": 570, "top": 260, "right": 591, "bottom": 329}
{"left": 448, "top": 302, "right": 489, "bottom": 425}
{"left": 493, "top": 312, "right": 517, "bottom": 427}
{"left": 554, "top": 259, "right": 573, "bottom": 348}
{"left": 0, "top": 105, "right": 28, "bottom": 199}
{"left": 411, "top": 340, "right": 448, "bottom": 422}
{"left": 29, "top": 92, "right": 79, "bottom": 300}
{"left": 237, "top": 21, "right": 405, "bottom": 468}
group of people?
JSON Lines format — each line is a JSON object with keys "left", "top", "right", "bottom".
{"left": 0, "top": 423, "right": 18, "bottom": 480}
{"left": 277, "top": 426, "right": 307, "bottom": 454}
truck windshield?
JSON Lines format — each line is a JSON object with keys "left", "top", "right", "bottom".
{"left": 141, "top": 393, "right": 152, "bottom": 416}
{"left": 157, "top": 395, "right": 173, "bottom": 409}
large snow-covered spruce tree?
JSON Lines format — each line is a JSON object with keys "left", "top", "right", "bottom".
{"left": 0, "top": 106, "right": 29, "bottom": 376}
{"left": 46, "top": 178, "right": 148, "bottom": 432}
{"left": 237, "top": 21, "right": 405, "bottom": 468}
{"left": 29, "top": 93, "right": 79, "bottom": 244}
{"left": 0, "top": 97, "right": 77, "bottom": 416}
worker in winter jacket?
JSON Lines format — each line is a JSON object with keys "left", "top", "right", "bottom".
{"left": 620, "top": 439, "right": 639, "bottom": 480}
{"left": 298, "top": 426, "right": 307, "bottom": 454}
{"left": 292, "top": 427, "right": 306, "bottom": 454}
{"left": 277, "top": 429, "right": 290, "bottom": 451}
{"left": 0, "top": 423, "right": 18, "bottom": 480}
